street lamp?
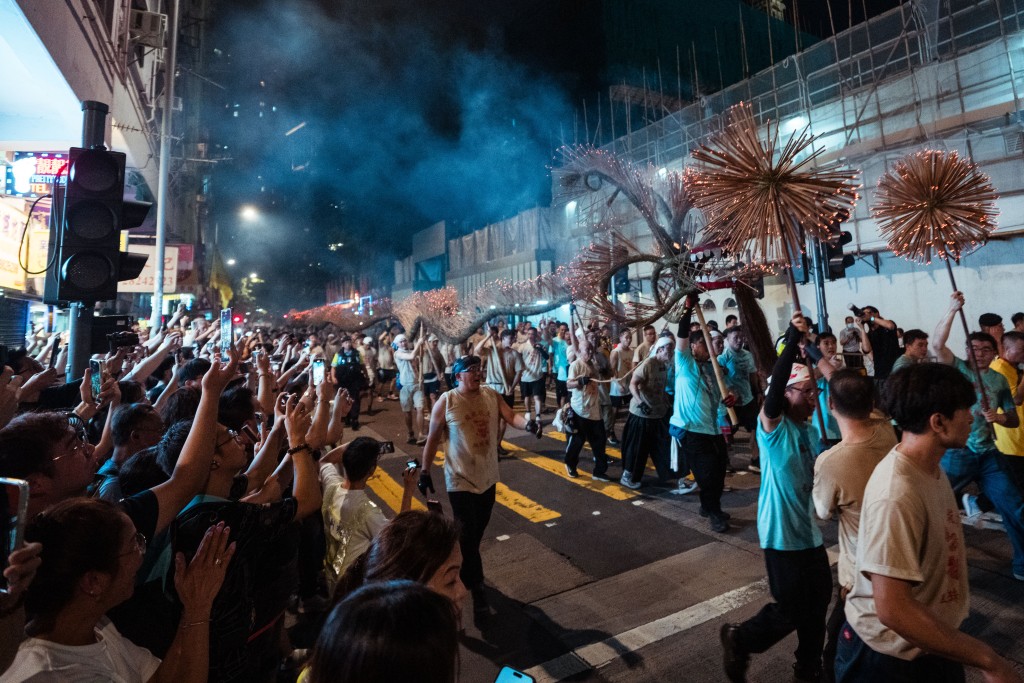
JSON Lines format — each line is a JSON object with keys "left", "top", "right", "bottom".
{"left": 240, "top": 205, "right": 259, "bottom": 221}
{"left": 249, "top": 272, "right": 258, "bottom": 279}
{"left": 226, "top": 258, "right": 236, "bottom": 266}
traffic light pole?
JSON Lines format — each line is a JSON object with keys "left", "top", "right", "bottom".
{"left": 151, "top": 0, "right": 180, "bottom": 330}
{"left": 65, "top": 101, "right": 109, "bottom": 380}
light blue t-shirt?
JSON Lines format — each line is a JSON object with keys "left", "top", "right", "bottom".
{"left": 954, "top": 357, "right": 1014, "bottom": 453}
{"left": 718, "top": 347, "right": 756, "bottom": 406}
{"left": 551, "top": 338, "right": 569, "bottom": 381}
{"left": 670, "top": 347, "right": 720, "bottom": 436}
{"left": 755, "top": 416, "right": 822, "bottom": 551}
{"left": 809, "top": 376, "right": 841, "bottom": 451}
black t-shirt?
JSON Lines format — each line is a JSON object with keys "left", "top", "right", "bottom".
{"left": 867, "top": 325, "right": 901, "bottom": 379}
{"left": 170, "top": 497, "right": 299, "bottom": 683}
{"left": 118, "top": 489, "right": 159, "bottom": 541}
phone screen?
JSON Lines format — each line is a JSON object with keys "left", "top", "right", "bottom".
{"left": 494, "top": 667, "right": 535, "bottom": 683}
{"left": 89, "top": 359, "right": 103, "bottom": 398}
{"left": 47, "top": 340, "right": 61, "bottom": 369}
{"left": 312, "top": 358, "right": 325, "bottom": 386}
{"left": 220, "top": 309, "right": 233, "bottom": 361}
{"left": 0, "top": 478, "right": 30, "bottom": 594}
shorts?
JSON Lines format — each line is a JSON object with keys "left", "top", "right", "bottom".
{"left": 733, "top": 399, "right": 758, "bottom": 432}
{"left": 424, "top": 379, "right": 441, "bottom": 396}
{"left": 377, "top": 368, "right": 396, "bottom": 382}
{"left": 399, "top": 384, "right": 424, "bottom": 411}
{"left": 555, "top": 379, "right": 568, "bottom": 402}
{"left": 521, "top": 379, "right": 545, "bottom": 398}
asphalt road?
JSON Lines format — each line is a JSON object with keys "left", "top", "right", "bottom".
{"left": 348, "top": 395, "right": 1024, "bottom": 683}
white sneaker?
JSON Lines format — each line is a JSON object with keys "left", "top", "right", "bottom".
{"left": 675, "top": 478, "right": 699, "bottom": 495}
{"left": 619, "top": 473, "right": 641, "bottom": 490}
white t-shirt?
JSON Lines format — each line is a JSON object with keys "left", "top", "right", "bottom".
{"left": 319, "top": 464, "right": 389, "bottom": 590}
{"left": 443, "top": 387, "right": 501, "bottom": 493}
{"left": 812, "top": 419, "right": 898, "bottom": 590}
{"left": 844, "top": 447, "right": 969, "bottom": 660}
{"left": 0, "top": 618, "right": 161, "bottom": 683}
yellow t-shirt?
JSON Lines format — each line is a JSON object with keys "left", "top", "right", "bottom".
{"left": 990, "top": 357, "right": 1024, "bottom": 456}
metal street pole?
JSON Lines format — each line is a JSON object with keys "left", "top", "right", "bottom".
{"left": 809, "top": 236, "right": 829, "bottom": 334}
{"left": 151, "top": 0, "right": 180, "bottom": 329}
{"left": 66, "top": 100, "right": 109, "bottom": 380}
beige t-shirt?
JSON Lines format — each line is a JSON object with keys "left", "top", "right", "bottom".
{"left": 812, "top": 419, "right": 898, "bottom": 590}
{"left": 628, "top": 357, "right": 669, "bottom": 419}
{"left": 483, "top": 345, "right": 523, "bottom": 394}
{"left": 609, "top": 345, "right": 635, "bottom": 397}
{"left": 443, "top": 387, "right": 501, "bottom": 494}
{"left": 844, "top": 447, "right": 969, "bottom": 660}
{"left": 568, "top": 358, "right": 602, "bottom": 419}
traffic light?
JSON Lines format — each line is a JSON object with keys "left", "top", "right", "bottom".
{"left": 44, "top": 147, "right": 151, "bottom": 305}
{"left": 609, "top": 267, "right": 631, "bottom": 295}
{"left": 824, "top": 211, "right": 855, "bottom": 280}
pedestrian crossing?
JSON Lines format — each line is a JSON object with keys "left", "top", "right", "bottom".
{"left": 364, "top": 436, "right": 641, "bottom": 523}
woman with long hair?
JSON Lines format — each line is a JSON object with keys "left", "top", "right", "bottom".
{"left": 2, "top": 497, "right": 232, "bottom": 682}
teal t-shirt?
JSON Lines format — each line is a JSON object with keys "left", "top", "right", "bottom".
{"left": 755, "top": 416, "right": 822, "bottom": 551}
{"left": 718, "top": 347, "right": 756, "bottom": 406}
{"left": 670, "top": 347, "right": 720, "bottom": 435}
{"left": 954, "top": 357, "right": 1014, "bottom": 453}
{"left": 551, "top": 338, "right": 569, "bottom": 381}
{"left": 809, "top": 376, "right": 841, "bottom": 450}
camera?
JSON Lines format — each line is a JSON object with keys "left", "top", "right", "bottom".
{"left": 848, "top": 304, "right": 867, "bottom": 319}
{"left": 107, "top": 331, "right": 140, "bottom": 353}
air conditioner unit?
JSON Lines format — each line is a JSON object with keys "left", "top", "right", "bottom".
{"left": 129, "top": 9, "right": 167, "bottom": 49}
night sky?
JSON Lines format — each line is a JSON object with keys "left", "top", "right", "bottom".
{"left": 205, "top": 0, "right": 903, "bottom": 312}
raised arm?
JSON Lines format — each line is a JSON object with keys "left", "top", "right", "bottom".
{"left": 760, "top": 316, "right": 806, "bottom": 433}
{"left": 149, "top": 348, "right": 239, "bottom": 535}
{"left": 931, "top": 291, "right": 963, "bottom": 365}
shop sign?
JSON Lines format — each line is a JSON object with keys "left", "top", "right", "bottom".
{"left": 4, "top": 152, "right": 68, "bottom": 199}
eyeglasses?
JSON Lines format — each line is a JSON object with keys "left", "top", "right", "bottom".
{"left": 119, "top": 531, "right": 147, "bottom": 557}
{"left": 51, "top": 428, "right": 89, "bottom": 463}
{"left": 786, "top": 385, "right": 819, "bottom": 398}
{"left": 214, "top": 429, "right": 246, "bottom": 450}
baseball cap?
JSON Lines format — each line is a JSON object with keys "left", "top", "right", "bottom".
{"left": 363, "top": 336, "right": 373, "bottom": 345}
{"left": 392, "top": 334, "right": 407, "bottom": 346}
{"left": 452, "top": 355, "right": 481, "bottom": 374}
{"left": 979, "top": 313, "right": 1003, "bottom": 327}
{"left": 650, "top": 337, "right": 673, "bottom": 356}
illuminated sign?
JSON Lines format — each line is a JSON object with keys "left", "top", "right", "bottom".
{"left": 4, "top": 152, "right": 68, "bottom": 198}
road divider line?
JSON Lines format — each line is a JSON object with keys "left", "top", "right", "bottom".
{"left": 495, "top": 482, "right": 562, "bottom": 523}
{"left": 524, "top": 578, "right": 768, "bottom": 683}
{"left": 366, "top": 471, "right": 425, "bottom": 513}
{"left": 544, "top": 430, "right": 657, "bottom": 473}
{"left": 501, "top": 442, "right": 639, "bottom": 501}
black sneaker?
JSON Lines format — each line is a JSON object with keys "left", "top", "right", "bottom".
{"left": 710, "top": 514, "right": 731, "bottom": 533}
{"left": 592, "top": 471, "right": 614, "bottom": 482}
{"left": 607, "top": 437, "right": 620, "bottom": 446}
{"left": 351, "top": 422, "right": 361, "bottom": 431}
{"left": 406, "top": 435, "right": 417, "bottom": 445}
{"left": 720, "top": 623, "right": 749, "bottom": 682}
{"left": 699, "top": 508, "right": 732, "bottom": 520}
{"left": 565, "top": 464, "right": 579, "bottom": 478}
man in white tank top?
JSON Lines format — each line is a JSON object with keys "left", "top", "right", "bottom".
{"left": 417, "top": 355, "right": 542, "bottom": 614}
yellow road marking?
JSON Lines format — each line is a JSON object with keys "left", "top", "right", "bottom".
{"left": 433, "top": 450, "right": 561, "bottom": 523}
{"left": 367, "top": 470, "right": 425, "bottom": 513}
{"left": 495, "top": 483, "right": 561, "bottom": 522}
{"left": 501, "top": 441, "right": 639, "bottom": 501}
{"left": 545, "top": 430, "right": 657, "bottom": 473}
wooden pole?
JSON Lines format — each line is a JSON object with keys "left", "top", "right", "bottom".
{"left": 692, "top": 302, "right": 739, "bottom": 425}
{"left": 944, "top": 259, "right": 990, "bottom": 411}
{"left": 785, "top": 266, "right": 831, "bottom": 447}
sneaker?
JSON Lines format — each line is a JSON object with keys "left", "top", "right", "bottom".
{"left": 676, "top": 477, "right": 699, "bottom": 495}
{"left": 565, "top": 464, "right": 579, "bottom": 478}
{"left": 497, "top": 445, "right": 509, "bottom": 456}
{"left": 709, "top": 513, "right": 731, "bottom": 533}
{"left": 619, "top": 472, "right": 641, "bottom": 489}
{"left": 607, "top": 437, "right": 621, "bottom": 447}
{"left": 720, "top": 623, "right": 749, "bottom": 683}
{"left": 592, "top": 471, "right": 614, "bottom": 482}
{"left": 699, "top": 507, "right": 732, "bottom": 520}
{"left": 792, "top": 662, "right": 822, "bottom": 683}
{"left": 748, "top": 460, "right": 761, "bottom": 473}
{"left": 963, "top": 493, "right": 982, "bottom": 519}
{"left": 351, "top": 422, "right": 361, "bottom": 431}
{"left": 415, "top": 437, "right": 427, "bottom": 446}
{"left": 376, "top": 396, "right": 384, "bottom": 403}
{"left": 406, "top": 436, "right": 417, "bottom": 445}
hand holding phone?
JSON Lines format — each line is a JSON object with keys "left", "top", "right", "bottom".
{"left": 312, "top": 358, "right": 326, "bottom": 386}
{"left": 1, "top": 477, "right": 30, "bottom": 595}
{"left": 494, "top": 667, "right": 535, "bottom": 683}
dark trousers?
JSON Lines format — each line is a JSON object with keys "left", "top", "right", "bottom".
{"left": 621, "top": 413, "right": 670, "bottom": 481}
{"left": 682, "top": 430, "right": 728, "bottom": 514}
{"left": 823, "top": 589, "right": 847, "bottom": 683}
{"left": 448, "top": 485, "right": 497, "bottom": 590}
{"left": 565, "top": 416, "right": 609, "bottom": 476}
{"left": 835, "top": 620, "right": 965, "bottom": 683}
{"left": 341, "top": 384, "right": 362, "bottom": 424}
{"left": 735, "top": 546, "right": 832, "bottom": 673}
